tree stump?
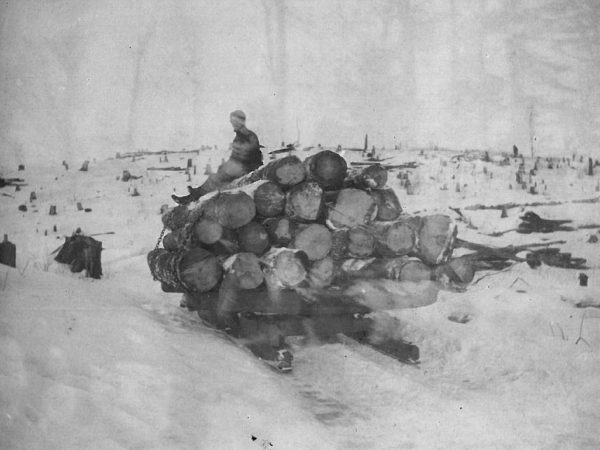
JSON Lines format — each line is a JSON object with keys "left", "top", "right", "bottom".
{"left": 80, "top": 160, "right": 89, "bottom": 171}
{"left": 0, "top": 234, "right": 16, "bottom": 268}
{"left": 49, "top": 205, "right": 57, "bottom": 216}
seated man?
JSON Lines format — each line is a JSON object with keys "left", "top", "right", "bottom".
{"left": 172, "top": 110, "right": 263, "bottom": 205}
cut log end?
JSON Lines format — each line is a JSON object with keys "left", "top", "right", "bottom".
{"left": 237, "top": 221, "right": 270, "bottom": 256}
{"left": 305, "top": 150, "right": 348, "bottom": 190}
{"left": 285, "top": 181, "right": 324, "bottom": 222}
{"left": 293, "top": 223, "right": 332, "bottom": 261}
{"left": 327, "top": 188, "right": 377, "bottom": 229}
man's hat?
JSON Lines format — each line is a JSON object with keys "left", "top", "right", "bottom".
{"left": 230, "top": 110, "right": 246, "bottom": 121}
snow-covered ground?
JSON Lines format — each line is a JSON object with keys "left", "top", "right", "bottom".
{"left": 1, "top": 149, "right": 600, "bottom": 449}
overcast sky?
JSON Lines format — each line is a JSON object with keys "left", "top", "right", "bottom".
{"left": 1, "top": 0, "right": 599, "bottom": 166}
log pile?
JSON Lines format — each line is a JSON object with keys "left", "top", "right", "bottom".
{"left": 148, "top": 151, "right": 461, "bottom": 314}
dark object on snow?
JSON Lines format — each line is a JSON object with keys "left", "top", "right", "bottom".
{"left": 18, "top": 164, "right": 25, "bottom": 171}
{"left": 131, "top": 187, "right": 140, "bottom": 197}
{"left": 84, "top": 208, "right": 92, "bottom": 212}
{"left": 80, "top": 160, "right": 89, "bottom": 171}
{"left": 18, "top": 204, "right": 27, "bottom": 212}
{"left": 29, "top": 191, "right": 36, "bottom": 202}
{"left": 513, "top": 145, "right": 519, "bottom": 157}
{"left": 0, "top": 234, "right": 16, "bottom": 268}
{"left": 588, "top": 234, "right": 598, "bottom": 243}
{"left": 49, "top": 205, "right": 57, "bottom": 215}
{"left": 501, "top": 207, "right": 508, "bottom": 218}
{"left": 121, "top": 170, "right": 142, "bottom": 182}
{"left": 526, "top": 248, "right": 586, "bottom": 269}
{"left": 63, "top": 160, "right": 69, "bottom": 170}
{"left": 0, "top": 177, "right": 26, "bottom": 188}
{"left": 589, "top": 158, "right": 594, "bottom": 176}
{"left": 579, "top": 273, "right": 588, "bottom": 287}
{"left": 76, "top": 202, "right": 83, "bottom": 211}
{"left": 518, "top": 211, "right": 574, "bottom": 233}
{"left": 54, "top": 233, "right": 103, "bottom": 279}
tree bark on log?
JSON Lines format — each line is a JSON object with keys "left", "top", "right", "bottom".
{"left": 370, "top": 188, "right": 402, "bottom": 221}
{"left": 337, "top": 257, "right": 431, "bottom": 282}
{"left": 147, "top": 247, "right": 222, "bottom": 293}
{"left": 344, "top": 164, "right": 388, "bottom": 189}
{"left": 285, "top": 181, "right": 324, "bottom": 222}
{"left": 292, "top": 223, "right": 332, "bottom": 261}
{"left": 222, "top": 252, "right": 264, "bottom": 289}
{"left": 327, "top": 188, "right": 377, "bottom": 229}
{"left": 329, "top": 229, "right": 349, "bottom": 260}
{"left": 237, "top": 221, "right": 270, "bottom": 255}
{"left": 304, "top": 150, "right": 348, "bottom": 190}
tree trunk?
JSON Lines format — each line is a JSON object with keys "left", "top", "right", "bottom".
{"left": 162, "top": 205, "right": 190, "bottom": 231}
{"left": 347, "top": 227, "right": 376, "bottom": 258}
{"left": 285, "top": 181, "right": 324, "bottom": 222}
{"left": 304, "top": 150, "right": 348, "bottom": 190}
{"left": 292, "top": 223, "right": 332, "bottom": 261}
{"left": 370, "top": 188, "right": 402, "bottom": 221}
{"left": 372, "top": 219, "right": 417, "bottom": 257}
{"left": 237, "top": 221, "right": 270, "bottom": 255}
{"left": 247, "top": 180, "right": 286, "bottom": 217}
{"left": 147, "top": 247, "right": 222, "bottom": 293}
{"left": 308, "top": 256, "right": 335, "bottom": 288}
{"left": 163, "top": 230, "right": 184, "bottom": 251}
{"left": 416, "top": 215, "right": 457, "bottom": 265}
{"left": 261, "top": 247, "right": 308, "bottom": 288}
{"left": 344, "top": 164, "right": 388, "bottom": 189}
{"left": 193, "top": 217, "right": 223, "bottom": 245}
{"left": 197, "top": 191, "right": 256, "bottom": 229}
{"left": 226, "top": 155, "right": 306, "bottom": 189}
{"left": 222, "top": 252, "right": 265, "bottom": 290}
{"left": 263, "top": 217, "right": 296, "bottom": 246}
{"left": 327, "top": 188, "right": 377, "bottom": 229}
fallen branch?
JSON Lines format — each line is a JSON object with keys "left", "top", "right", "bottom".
{"left": 146, "top": 166, "right": 187, "bottom": 171}
{"left": 463, "top": 196, "right": 600, "bottom": 211}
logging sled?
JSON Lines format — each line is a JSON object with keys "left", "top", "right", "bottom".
{"left": 147, "top": 150, "right": 579, "bottom": 372}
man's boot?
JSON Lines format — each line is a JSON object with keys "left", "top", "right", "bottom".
{"left": 171, "top": 185, "right": 205, "bottom": 205}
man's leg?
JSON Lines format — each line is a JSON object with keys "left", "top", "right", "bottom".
{"left": 172, "top": 158, "right": 250, "bottom": 205}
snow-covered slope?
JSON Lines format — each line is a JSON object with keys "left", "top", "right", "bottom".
{"left": 1, "top": 152, "right": 600, "bottom": 449}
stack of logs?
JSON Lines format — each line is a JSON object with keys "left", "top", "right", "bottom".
{"left": 148, "top": 151, "right": 467, "bottom": 310}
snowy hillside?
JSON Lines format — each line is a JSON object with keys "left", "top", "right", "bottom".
{"left": 1, "top": 150, "right": 599, "bottom": 449}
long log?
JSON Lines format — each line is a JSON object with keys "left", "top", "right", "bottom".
{"left": 226, "top": 155, "right": 306, "bottom": 189}
{"left": 237, "top": 221, "right": 270, "bottom": 255}
{"left": 292, "top": 223, "right": 332, "bottom": 261}
{"left": 196, "top": 191, "right": 256, "bottom": 229}
{"left": 327, "top": 188, "right": 377, "bottom": 229}
{"left": 285, "top": 181, "right": 324, "bottom": 222}
{"left": 337, "top": 257, "right": 431, "bottom": 282}
{"left": 147, "top": 247, "right": 222, "bottom": 293}
{"left": 370, "top": 188, "right": 402, "bottom": 221}
{"left": 304, "top": 150, "right": 348, "bottom": 190}
{"left": 222, "top": 252, "right": 264, "bottom": 290}
{"left": 344, "top": 164, "right": 388, "bottom": 189}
